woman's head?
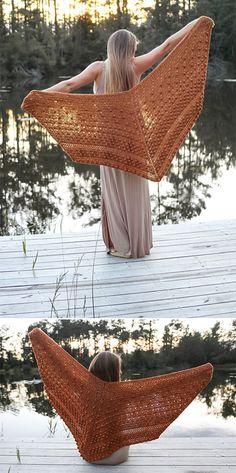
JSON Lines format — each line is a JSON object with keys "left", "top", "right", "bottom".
{"left": 89, "top": 351, "right": 121, "bottom": 382}
{"left": 105, "top": 29, "right": 139, "bottom": 93}
{"left": 107, "top": 29, "right": 137, "bottom": 63}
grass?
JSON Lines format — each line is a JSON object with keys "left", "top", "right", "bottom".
{"left": 22, "top": 237, "right": 39, "bottom": 270}
{"left": 63, "top": 423, "right": 71, "bottom": 439}
{"left": 83, "top": 295, "right": 87, "bottom": 317}
{"left": 49, "top": 257, "right": 86, "bottom": 318}
{"left": 22, "top": 238, "right": 27, "bottom": 255}
{"left": 91, "top": 223, "right": 101, "bottom": 318}
{"left": 32, "top": 250, "right": 39, "bottom": 270}
{"left": 48, "top": 419, "right": 57, "bottom": 437}
{"left": 67, "top": 256, "right": 84, "bottom": 317}
{"left": 49, "top": 272, "right": 68, "bottom": 317}
{"left": 16, "top": 447, "right": 21, "bottom": 463}
{"left": 20, "top": 217, "right": 101, "bottom": 317}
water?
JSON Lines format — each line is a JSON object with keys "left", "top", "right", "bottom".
{"left": 1, "top": 319, "right": 235, "bottom": 439}
{"left": 0, "top": 80, "right": 236, "bottom": 236}
{"left": 1, "top": 371, "right": 235, "bottom": 438}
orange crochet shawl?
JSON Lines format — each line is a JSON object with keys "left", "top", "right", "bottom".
{"left": 22, "top": 16, "right": 214, "bottom": 182}
{"left": 29, "top": 328, "right": 213, "bottom": 462}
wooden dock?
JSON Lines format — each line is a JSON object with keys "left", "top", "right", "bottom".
{"left": 0, "top": 437, "right": 235, "bottom": 472}
{"left": 0, "top": 219, "right": 236, "bottom": 318}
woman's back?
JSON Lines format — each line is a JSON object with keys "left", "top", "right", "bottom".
{"left": 93, "top": 60, "right": 140, "bottom": 94}
{"left": 96, "top": 58, "right": 153, "bottom": 259}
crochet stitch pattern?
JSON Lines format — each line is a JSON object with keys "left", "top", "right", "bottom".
{"left": 22, "top": 16, "right": 214, "bottom": 182}
{"left": 29, "top": 328, "right": 213, "bottom": 462}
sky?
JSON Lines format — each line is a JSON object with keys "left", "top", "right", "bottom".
{"left": 3, "top": 0, "right": 155, "bottom": 24}
{"left": 0, "top": 316, "right": 233, "bottom": 337}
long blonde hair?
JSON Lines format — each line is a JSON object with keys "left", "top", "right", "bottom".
{"left": 104, "top": 29, "right": 138, "bottom": 93}
{"left": 89, "top": 351, "right": 121, "bottom": 382}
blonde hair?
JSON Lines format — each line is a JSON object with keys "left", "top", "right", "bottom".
{"left": 104, "top": 29, "right": 138, "bottom": 93}
{"left": 89, "top": 351, "right": 121, "bottom": 382}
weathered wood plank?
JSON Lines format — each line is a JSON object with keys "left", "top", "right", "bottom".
{"left": 0, "top": 220, "right": 235, "bottom": 318}
{"left": 1, "top": 438, "right": 235, "bottom": 447}
{"left": 1, "top": 242, "right": 236, "bottom": 271}
{"left": 1, "top": 230, "right": 236, "bottom": 255}
{"left": 1, "top": 251, "right": 236, "bottom": 283}
{"left": 0, "top": 448, "right": 234, "bottom": 457}
{"left": 0, "top": 279, "right": 235, "bottom": 307}
{"left": 1, "top": 456, "right": 236, "bottom": 465}
{"left": 3, "top": 297, "right": 236, "bottom": 317}
{"left": 0, "top": 262, "right": 234, "bottom": 285}
{"left": 1, "top": 467, "right": 233, "bottom": 473}
{"left": 0, "top": 217, "right": 235, "bottom": 243}
{"left": 2, "top": 297, "right": 236, "bottom": 317}
{"left": 0, "top": 282, "right": 236, "bottom": 315}
{"left": 1, "top": 438, "right": 235, "bottom": 473}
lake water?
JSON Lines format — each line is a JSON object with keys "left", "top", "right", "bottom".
{"left": 0, "top": 79, "right": 236, "bottom": 236}
{"left": 1, "top": 370, "right": 235, "bottom": 439}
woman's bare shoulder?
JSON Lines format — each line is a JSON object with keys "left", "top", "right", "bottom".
{"left": 94, "top": 61, "right": 105, "bottom": 71}
{"left": 84, "top": 60, "right": 105, "bottom": 76}
{"left": 131, "top": 57, "right": 144, "bottom": 81}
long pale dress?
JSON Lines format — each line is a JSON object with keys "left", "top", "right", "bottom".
{"left": 94, "top": 65, "right": 153, "bottom": 259}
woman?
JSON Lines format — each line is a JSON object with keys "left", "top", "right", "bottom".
{"left": 28, "top": 328, "right": 213, "bottom": 466}
{"left": 88, "top": 351, "right": 129, "bottom": 465}
{"left": 44, "top": 19, "right": 198, "bottom": 258}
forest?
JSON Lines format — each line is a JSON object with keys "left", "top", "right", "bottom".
{"left": 1, "top": 319, "right": 236, "bottom": 378}
{"left": 1, "top": 2, "right": 236, "bottom": 237}
{"left": 1, "top": 320, "right": 235, "bottom": 420}
{"left": 1, "top": 0, "right": 236, "bottom": 84}
{"left": 0, "top": 319, "right": 234, "bottom": 422}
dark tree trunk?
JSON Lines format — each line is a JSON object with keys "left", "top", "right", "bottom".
{"left": 11, "top": 0, "right": 15, "bottom": 32}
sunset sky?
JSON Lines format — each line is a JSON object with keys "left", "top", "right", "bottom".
{"left": 4, "top": 0, "right": 155, "bottom": 24}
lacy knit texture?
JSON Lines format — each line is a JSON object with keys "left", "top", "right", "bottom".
{"left": 29, "top": 328, "right": 213, "bottom": 462}
{"left": 22, "top": 16, "right": 214, "bottom": 182}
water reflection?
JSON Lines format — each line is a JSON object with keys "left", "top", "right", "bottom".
{"left": 0, "top": 370, "right": 235, "bottom": 438}
{"left": 1, "top": 319, "right": 235, "bottom": 436}
{"left": 0, "top": 82, "right": 236, "bottom": 235}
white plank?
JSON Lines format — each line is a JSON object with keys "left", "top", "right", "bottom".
{"left": 1, "top": 242, "right": 236, "bottom": 271}
{"left": 1, "top": 251, "right": 236, "bottom": 284}
{"left": 1, "top": 456, "right": 236, "bottom": 465}
{"left": 0, "top": 282, "right": 236, "bottom": 314}
{"left": 1, "top": 229, "right": 236, "bottom": 254}
{"left": 0, "top": 277, "right": 235, "bottom": 307}
{"left": 5, "top": 301, "right": 235, "bottom": 317}
{"left": 2, "top": 467, "right": 233, "bottom": 473}
{"left": 0, "top": 272, "right": 235, "bottom": 303}
{"left": 1, "top": 448, "right": 236, "bottom": 458}
{"left": 1, "top": 266, "right": 235, "bottom": 292}
{"left": 1, "top": 219, "right": 236, "bottom": 318}
{"left": 1, "top": 438, "right": 235, "bottom": 447}
{"left": 0, "top": 218, "right": 235, "bottom": 244}
{"left": 0, "top": 438, "right": 235, "bottom": 473}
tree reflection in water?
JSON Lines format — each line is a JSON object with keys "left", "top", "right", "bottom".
{"left": 151, "top": 81, "right": 236, "bottom": 224}
{"left": 0, "top": 319, "right": 235, "bottom": 423}
{"left": 1, "top": 372, "right": 235, "bottom": 422}
{"left": 200, "top": 372, "right": 236, "bottom": 420}
{"left": 0, "top": 81, "right": 236, "bottom": 235}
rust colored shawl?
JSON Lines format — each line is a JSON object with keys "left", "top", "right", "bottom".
{"left": 22, "top": 16, "right": 214, "bottom": 182}
{"left": 29, "top": 328, "right": 213, "bottom": 462}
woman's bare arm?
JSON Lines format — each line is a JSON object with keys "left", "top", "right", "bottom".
{"left": 43, "top": 61, "right": 103, "bottom": 93}
{"left": 134, "top": 18, "right": 199, "bottom": 74}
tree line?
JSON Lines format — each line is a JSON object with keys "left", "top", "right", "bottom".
{"left": 0, "top": 0, "right": 236, "bottom": 84}
{"left": 1, "top": 319, "right": 235, "bottom": 377}
{"left": 1, "top": 319, "right": 235, "bottom": 419}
